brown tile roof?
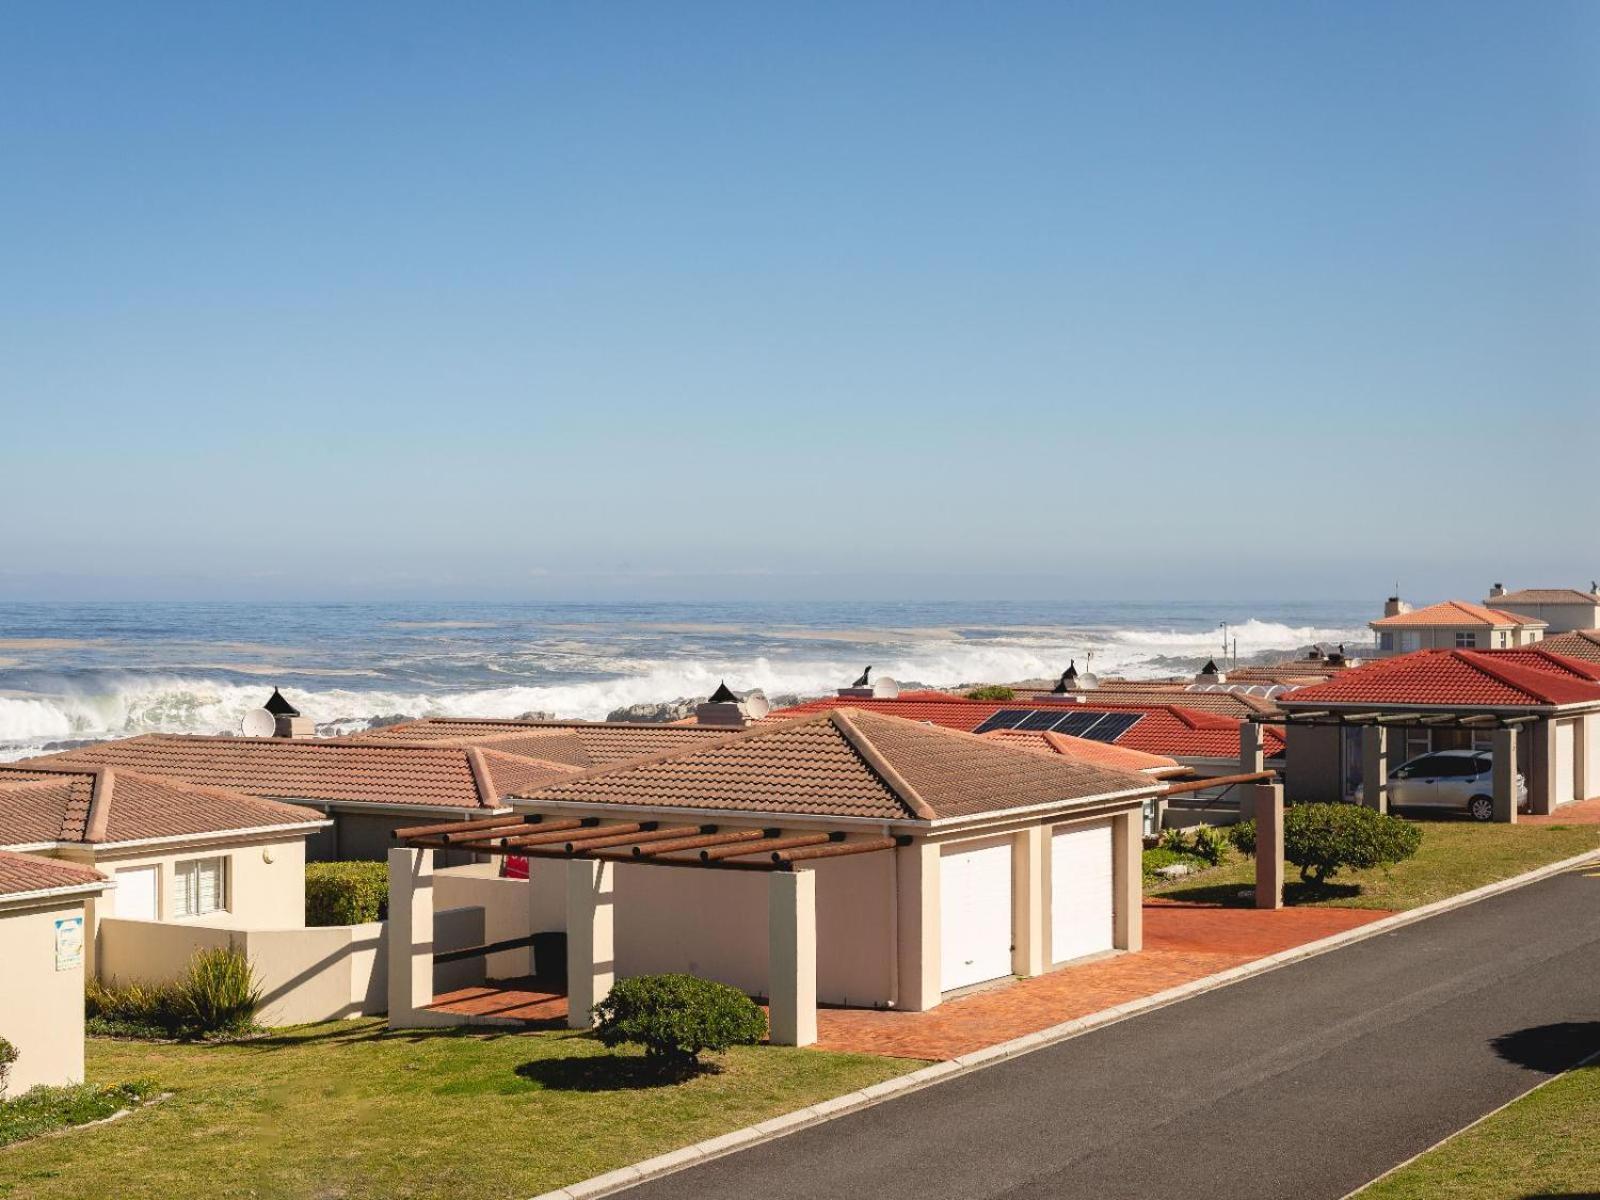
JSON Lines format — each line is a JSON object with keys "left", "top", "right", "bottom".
{"left": 0, "top": 765, "right": 323, "bottom": 846}
{"left": 1010, "top": 685, "right": 1281, "bottom": 715}
{"left": 1371, "top": 600, "right": 1546, "bottom": 628}
{"left": 1487, "top": 588, "right": 1600, "bottom": 605}
{"left": 0, "top": 849, "right": 106, "bottom": 898}
{"left": 1534, "top": 630, "right": 1600, "bottom": 664}
{"left": 980, "top": 730, "right": 1185, "bottom": 775}
{"left": 17, "top": 736, "right": 577, "bottom": 811}
{"left": 512, "top": 709, "right": 1156, "bottom": 823}
{"left": 352, "top": 719, "right": 733, "bottom": 768}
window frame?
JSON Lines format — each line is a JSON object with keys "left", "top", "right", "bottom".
{"left": 173, "top": 855, "right": 228, "bottom": 919}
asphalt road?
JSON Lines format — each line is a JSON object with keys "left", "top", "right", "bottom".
{"left": 625, "top": 866, "right": 1600, "bottom": 1200}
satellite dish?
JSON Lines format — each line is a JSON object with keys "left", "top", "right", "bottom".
{"left": 871, "top": 676, "right": 901, "bottom": 699}
{"left": 241, "top": 708, "right": 276, "bottom": 738}
{"left": 742, "top": 692, "right": 771, "bottom": 720}
{"left": 1077, "top": 673, "right": 1100, "bottom": 690}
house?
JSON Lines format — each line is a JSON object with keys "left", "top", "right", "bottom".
{"left": 390, "top": 708, "right": 1162, "bottom": 1045}
{"left": 17, "top": 735, "right": 579, "bottom": 862}
{"left": 978, "top": 729, "right": 1186, "bottom": 777}
{"left": 1536, "top": 630, "right": 1600, "bottom": 664}
{"left": 0, "top": 763, "right": 328, "bottom": 973}
{"left": 0, "top": 851, "right": 109, "bottom": 1096}
{"left": 1274, "top": 649, "right": 1600, "bottom": 813}
{"left": 1484, "top": 584, "right": 1600, "bottom": 634}
{"left": 1370, "top": 598, "right": 1545, "bottom": 656}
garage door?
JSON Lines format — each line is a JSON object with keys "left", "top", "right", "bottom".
{"left": 1586, "top": 717, "right": 1600, "bottom": 799}
{"left": 1555, "top": 721, "right": 1577, "bottom": 805}
{"left": 939, "top": 840, "right": 1013, "bottom": 992}
{"left": 1051, "top": 820, "right": 1114, "bottom": 965}
{"left": 114, "top": 865, "right": 159, "bottom": 920}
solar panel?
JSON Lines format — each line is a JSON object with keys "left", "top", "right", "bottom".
{"left": 1017, "top": 710, "right": 1063, "bottom": 731}
{"left": 974, "top": 708, "right": 1147, "bottom": 744}
{"left": 1079, "top": 712, "right": 1143, "bottom": 743}
{"left": 972, "top": 710, "right": 1031, "bottom": 734}
{"left": 1049, "top": 711, "right": 1106, "bottom": 738}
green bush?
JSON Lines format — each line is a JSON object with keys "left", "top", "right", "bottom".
{"left": 0, "top": 1081, "right": 158, "bottom": 1148}
{"left": 305, "top": 861, "right": 389, "bottom": 926}
{"left": 1142, "top": 846, "right": 1199, "bottom": 882}
{"left": 1157, "top": 825, "right": 1230, "bottom": 867}
{"left": 1282, "top": 803, "right": 1422, "bottom": 884}
{"left": 1229, "top": 819, "right": 1257, "bottom": 856}
{"left": 964, "top": 685, "right": 1016, "bottom": 701}
{"left": 87, "top": 946, "right": 261, "bottom": 1039}
{"left": 592, "top": 974, "right": 768, "bottom": 1076}
{"left": 0, "top": 1037, "right": 16, "bottom": 1095}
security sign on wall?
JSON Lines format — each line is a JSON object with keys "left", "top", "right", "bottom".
{"left": 54, "top": 915, "right": 84, "bottom": 971}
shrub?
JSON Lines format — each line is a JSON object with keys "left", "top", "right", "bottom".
{"left": 1228, "top": 819, "right": 1257, "bottom": 856}
{"left": 592, "top": 974, "right": 768, "bottom": 1076}
{"left": 1282, "top": 803, "right": 1422, "bottom": 884}
{"left": 86, "top": 946, "right": 261, "bottom": 1039}
{"left": 0, "top": 1080, "right": 158, "bottom": 1148}
{"left": 305, "top": 861, "right": 389, "bottom": 926}
{"left": 964, "top": 685, "right": 1016, "bottom": 701}
{"left": 0, "top": 1037, "right": 16, "bottom": 1095}
{"left": 1156, "top": 825, "right": 1230, "bottom": 867}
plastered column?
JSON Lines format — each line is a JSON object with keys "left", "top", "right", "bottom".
{"left": 387, "top": 846, "right": 434, "bottom": 1028}
{"left": 1530, "top": 719, "right": 1558, "bottom": 815}
{"left": 768, "top": 870, "right": 817, "bottom": 1047}
{"left": 1361, "top": 726, "right": 1389, "bottom": 812}
{"left": 1253, "top": 784, "right": 1284, "bottom": 910}
{"left": 1011, "top": 826, "right": 1046, "bottom": 976}
{"left": 1112, "top": 809, "right": 1143, "bottom": 952}
{"left": 1240, "top": 721, "right": 1266, "bottom": 774}
{"left": 895, "top": 839, "right": 940, "bottom": 1011}
{"left": 1493, "top": 728, "right": 1520, "bottom": 824}
{"left": 565, "top": 858, "right": 614, "bottom": 1029}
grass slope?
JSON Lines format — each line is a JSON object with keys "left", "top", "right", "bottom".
{"left": 1146, "top": 821, "right": 1600, "bottom": 909}
{"left": 0, "top": 1021, "right": 917, "bottom": 1200}
{"left": 1357, "top": 1062, "right": 1600, "bottom": 1198}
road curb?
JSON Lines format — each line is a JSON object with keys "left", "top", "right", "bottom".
{"left": 529, "top": 844, "right": 1600, "bottom": 1200}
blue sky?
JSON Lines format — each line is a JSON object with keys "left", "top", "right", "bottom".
{"left": 2, "top": 2, "right": 1595, "bottom": 602}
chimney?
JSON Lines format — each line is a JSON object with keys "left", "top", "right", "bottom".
{"left": 1050, "top": 662, "right": 1080, "bottom": 694}
{"left": 1194, "top": 658, "right": 1226, "bottom": 685}
{"left": 264, "top": 687, "right": 313, "bottom": 738}
{"left": 695, "top": 681, "right": 749, "bottom": 728}
{"left": 1383, "top": 595, "right": 1411, "bottom": 618}
{"left": 1489, "top": 582, "right": 1506, "bottom": 598}
{"left": 838, "top": 665, "right": 876, "bottom": 699}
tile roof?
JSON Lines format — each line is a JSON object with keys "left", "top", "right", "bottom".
{"left": 512, "top": 709, "right": 1156, "bottom": 823}
{"left": 350, "top": 720, "right": 732, "bottom": 768}
{"left": 759, "top": 695, "right": 1284, "bottom": 760}
{"left": 17, "top": 736, "right": 578, "bottom": 810}
{"left": 0, "top": 849, "right": 107, "bottom": 898}
{"left": 0, "top": 765, "right": 323, "bottom": 846}
{"left": 980, "top": 730, "right": 1185, "bottom": 775}
{"left": 1533, "top": 630, "right": 1600, "bottom": 665}
{"left": 1279, "top": 650, "right": 1600, "bottom": 709}
{"left": 1010, "top": 687, "right": 1281, "bottom": 716}
{"left": 1488, "top": 588, "right": 1600, "bottom": 605}
{"left": 1371, "top": 600, "right": 1546, "bottom": 628}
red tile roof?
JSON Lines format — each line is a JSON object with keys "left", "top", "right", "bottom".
{"left": 1479, "top": 649, "right": 1600, "bottom": 682}
{"left": 759, "top": 695, "right": 1283, "bottom": 760}
{"left": 981, "top": 730, "right": 1185, "bottom": 775}
{"left": 512, "top": 709, "right": 1157, "bottom": 823}
{"left": 1371, "top": 600, "right": 1545, "bottom": 628}
{"left": 1280, "top": 650, "right": 1600, "bottom": 709}
{"left": 0, "top": 765, "right": 325, "bottom": 846}
{"left": 0, "top": 850, "right": 107, "bottom": 898}
{"left": 1533, "top": 630, "right": 1600, "bottom": 665}
{"left": 18, "top": 736, "right": 578, "bottom": 810}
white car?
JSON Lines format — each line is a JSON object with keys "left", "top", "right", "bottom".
{"left": 1358, "top": 749, "right": 1526, "bottom": 821}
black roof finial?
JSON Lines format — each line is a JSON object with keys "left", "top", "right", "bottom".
{"left": 851, "top": 666, "right": 872, "bottom": 688}
{"left": 263, "top": 687, "right": 300, "bottom": 717}
{"left": 1200, "top": 658, "right": 1219, "bottom": 675}
{"left": 707, "top": 680, "right": 739, "bottom": 704}
{"left": 1052, "top": 661, "right": 1078, "bottom": 693}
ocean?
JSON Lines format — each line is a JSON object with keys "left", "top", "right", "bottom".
{"left": 0, "top": 599, "right": 1372, "bottom": 760}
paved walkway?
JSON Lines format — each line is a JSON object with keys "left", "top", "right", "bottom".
{"left": 1525, "top": 793, "right": 1600, "bottom": 824}
{"left": 428, "top": 901, "right": 1390, "bottom": 1059}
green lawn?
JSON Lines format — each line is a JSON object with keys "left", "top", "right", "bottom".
{"left": 0, "top": 1022, "right": 918, "bottom": 1200}
{"left": 1146, "top": 821, "right": 1600, "bottom": 910}
{"left": 1357, "top": 1062, "right": 1600, "bottom": 1198}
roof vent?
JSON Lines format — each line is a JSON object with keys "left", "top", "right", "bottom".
{"left": 696, "top": 681, "right": 752, "bottom": 728}
{"left": 1195, "top": 658, "right": 1226, "bottom": 685}
{"left": 263, "top": 687, "right": 312, "bottom": 738}
{"left": 264, "top": 688, "right": 300, "bottom": 717}
{"left": 1051, "top": 662, "right": 1080, "bottom": 694}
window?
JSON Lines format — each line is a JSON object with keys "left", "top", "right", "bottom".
{"left": 1405, "top": 729, "right": 1432, "bottom": 761}
{"left": 173, "top": 857, "right": 226, "bottom": 918}
{"left": 1399, "top": 631, "right": 1423, "bottom": 652}
{"left": 1378, "top": 632, "right": 1395, "bottom": 651}
{"left": 1454, "top": 631, "right": 1477, "bottom": 648}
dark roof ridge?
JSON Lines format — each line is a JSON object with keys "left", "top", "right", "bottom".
{"left": 827, "top": 709, "right": 935, "bottom": 820}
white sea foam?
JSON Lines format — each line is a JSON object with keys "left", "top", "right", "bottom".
{"left": 0, "top": 618, "right": 1368, "bottom": 760}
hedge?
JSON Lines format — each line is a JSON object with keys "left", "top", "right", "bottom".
{"left": 305, "top": 861, "right": 389, "bottom": 927}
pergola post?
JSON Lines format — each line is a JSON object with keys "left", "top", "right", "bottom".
{"left": 1011, "top": 827, "right": 1046, "bottom": 976}
{"left": 565, "top": 858, "right": 614, "bottom": 1029}
{"left": 1238, "top": 723, "right": 1267, "bottom": 819}
{"left": 1493, "top": 728, "right": 1520, "bottom": 824}
{"left": 1253, "top": 783, "right": 1285, "bottom": 910}
{"left": 768, "top": 870, "right": 817, "bottom": 1047}
{"left": 895, "top": 840, "right": 940, "bottom": 1012}
{"left": 1112, "top": 808, "right": 1143, "bottom": 951}
{"left": 1361, "top": 726, "right": 1389, "bottom": 813}
{"left": 387, "top": 846, "right": 435, "bottom": 1028}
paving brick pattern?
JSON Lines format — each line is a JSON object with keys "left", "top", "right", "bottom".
{"left": 427, "top": 901, "right": 1390, "bottom": 1060}
{"left": 1525, "top": 794, "right": 1600, "bottom": 824}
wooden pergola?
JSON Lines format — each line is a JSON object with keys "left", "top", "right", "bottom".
{"left": 392, "top": 813, "right": 910, "bottom": 870}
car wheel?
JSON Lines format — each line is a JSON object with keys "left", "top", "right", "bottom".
{"left": 1468, "top": 795, "right": 1495, "bottom": 822}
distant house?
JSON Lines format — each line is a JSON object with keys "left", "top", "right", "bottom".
{"left": 1537, "top": 630, "right": 1600, "bottom": 664}
{"left": 1370, "top": 598, "right": 1545, "bottom": 656}
{"left": 1484, "top": 584, "right": 1600, "bottom": 634}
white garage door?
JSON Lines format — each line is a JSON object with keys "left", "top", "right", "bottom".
{"left": 1555, "top": 721, "right": 1577, "bottom": 805}
{"left": 939, "top": 840, "right": 1013, "bottom": 992}
{"left": 114, "top": 865, "right": 159, "bottom": 920}
{"left": 1051, "top": 820, "right": 1114, "bottom": 965}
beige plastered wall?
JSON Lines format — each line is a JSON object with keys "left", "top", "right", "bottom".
{"left": 0, "top": 896, "right": 92, "bottom": 1096}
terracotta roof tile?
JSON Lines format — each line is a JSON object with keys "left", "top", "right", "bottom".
{"left": 1533, "top": 630, "right": 1600, "bottom": 665}
{"left": 1280, "top": 650, "right": 1600, "bottom": 709}
{"left": 1371, "top": 600, "right": 1546, "bottom": 628}
{"left": 0, "top": 850, "right": 106, "bottom": 898}
{"left": 1488, "top": 588, "right": 1600, "bottom": 605}
{"left": 351, "top": 720, "right": 731, "bottom": 768}
{"left": 513, "top": 709, "right": 1155, "bottom": 822}
{"left": 981, "top": 730, "right": 1185, "bottom": 775}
